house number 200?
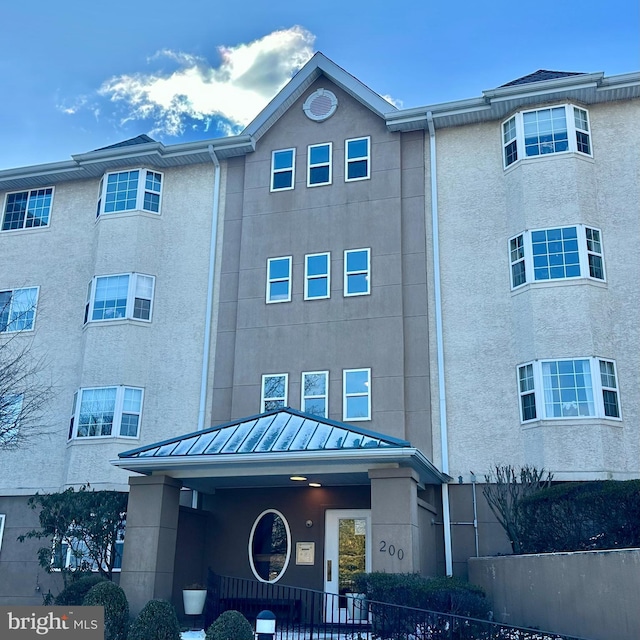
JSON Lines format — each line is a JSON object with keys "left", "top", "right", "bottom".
{"left": 379, "top": 540, "right": 404, "bottom": 560}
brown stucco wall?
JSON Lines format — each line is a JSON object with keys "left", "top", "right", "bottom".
{"left": 468, "top": 548, "right": 640, "bottom": 640}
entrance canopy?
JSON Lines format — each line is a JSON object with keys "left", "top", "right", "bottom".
{"left": 112, "top": 408, "right": 448, "bottom": 491}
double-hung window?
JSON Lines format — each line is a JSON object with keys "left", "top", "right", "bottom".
{"left": 69, "top": 386, "right": 143, "bottom": 439}
{"left": 518, "top": 358, "right": 620, "bottom": 422}
{"left": 305, "top": 253, "right": 330, "bottom": 300}
{"left": 509, "top": 225, "right": 604, "bottom": 289}
{"left": 344, "top": 249, "right": 370, "bottom": 296}
{"left": 302, "top": 371, "right": 328, "bottom": 418}
{"left": 85, "top": 274, "right": 154, "bottom": 323}
{"left": 266, "top": 257, "right": 292, "bottom": 303}
{"left": 343, "top": 368, "right": 371, "bottom": 421}
{"left": 2, "top": 188, "right": 53, "bottom": 230}
{"left": 96, "top": 169, "right": 162, "bottom": 216}
{"left": 271, "top": 149, "right": 295, "bottom": 191}
{"left": 345, "top": 137, "right": 370, "bottom": 181}
{"left": 307, "top": 143, "right": 332, "bottom": 186}
{"left": 0, "top": 287, "right": 38, "bottom": 332}
{"left": 502, "top": 105, "right": 591, "bottom": 168}
{"left": 261, "top": 374, "right": 288, "bottom": 412}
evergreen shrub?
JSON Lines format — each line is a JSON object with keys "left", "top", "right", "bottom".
{"left": 205, "top": 609, "right": 254, "bottom": 640}
{"left": 127, "top": 599, "right": 181, "bottom": 640}
{"left": 83, "top": 580, "right": 129, "bottom": 640}
{"left": 54, "top": 574, "right": 106, "bottom": 606}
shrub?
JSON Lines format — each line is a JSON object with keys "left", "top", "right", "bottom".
{"left": 127, "top": 599, "right": 181, "bottom": 640}
{"left": 518, "top": 479, "right": 640, "bottom": 553}
{"left": 205, "top": 610, "right": 253, "bottom": 640}
{"left": 83, "top": 581, "right": 129, "bottom": 640}
{"left": 54, "top": 574, "right": 106, "bottom": 606}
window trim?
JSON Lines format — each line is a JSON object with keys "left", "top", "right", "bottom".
{"left": 304, "top": 252, "right": 331, "bottom": 300}
{"left": 517, "top": 358, "right": 621, "bottom": 423}
{"left": 307, "top": 143, "right": 333, "bottom": 187}
{"left": 0, "top": 286, "right": 39, "bottom": 333}
{"left": 509, "top": 225, "right": 605, "bottom": 289}
{"left": 344, "top": 248, "right": 371, "bottom": 297}
{"left": 248, "top": 509, "right": 291, "bottom": 583}
{"left": 69, "top": 385, "right": 144, "bottom": 440}
{"left": 85, "top": 273, "right": 155, "bottom": 323}
{"left": 0, "top": 514, "right": 5, "bottom": 553}
{"left": 301, "top": 371, "right": 329, "bottom": 418}
{"left": 261, "top": 374, "right": 288, "bottom": 413}
{"left": 1, "top": 187, "right": 54, "bottom": 231}
{"left": 343, "top": 368, "right": 371, "bottom": 422}
{"left": 502, "top": 104, "right": 592, "bottom": 169}
{"left": 96, "top": 168, "right": 163, "bottom": 216}
{"left": 51, "top": 528, "right": 124, "bottom": 573}
{"left": 270, "top": 149, "right": 296, "bottom": 192}
{"left": 345, "top": 136, "right": 371, "bottom": 182}
{"left": 266, "top": 257, "right": 292, "bottom": 304}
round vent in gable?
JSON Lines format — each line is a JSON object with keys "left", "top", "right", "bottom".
{"left": 303, "top": 89, "right": 338, "bottom": 122}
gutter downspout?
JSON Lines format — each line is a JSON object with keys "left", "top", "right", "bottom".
{"left": 192, "top": 145, "right": 221, "bottom": 508}
{"left": 427, "top": 112, "right": 453, "bottom": 576}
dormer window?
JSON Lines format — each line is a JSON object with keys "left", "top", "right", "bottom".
{"left": 502, "top": 105, "right": 591, "bottom": 168}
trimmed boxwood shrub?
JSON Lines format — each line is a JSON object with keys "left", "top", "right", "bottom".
{"left": 205, "top": 610, "right": 253, "bottom": 640}
{"left": 54, "top": 575, "right": 106, "bottom": 605}
{"left": 83, "top": 581, "right": 129, "bottom": 640}
{"left": 518, "top": 479, "right": 640, "bottom": 553}
{"left": 127, "top": 599, "right": 181, "bottom": 640}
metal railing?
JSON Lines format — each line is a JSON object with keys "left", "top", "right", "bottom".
{"left": 205, "top": 572, "right": 590, "bottom": 640}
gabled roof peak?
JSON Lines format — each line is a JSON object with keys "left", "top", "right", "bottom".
{"left": 92, "top": 134, "right": 157, "bottom": 152}
{"left": 500, "top": 69, "right": 586, "bottom": 87}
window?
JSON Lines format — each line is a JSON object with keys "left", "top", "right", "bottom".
{"left": 0, "top": 287, "right": 38, "bottom": 332}
{"left": 261, "top": 374, "right": 288, "bottom": 412}
{"left": 307, "top": 143, "right": 332, "bottom": 186}
{"left": 517, "top": 358, "right": 620, "bottom": 422}
{"left": 266, "top": 257, "right": 292, "bottom": 303}
{"left": 343, "top": 368, "right": 371, "bottom": 421}
{"left": 509, "top": 225, "right": 604, "bottom": 289}
{"left": 302, "top": 371, "right": 328, "bottom": 418}
{"left": 271, "top": 149, "right": 295, "bottom": 191}
{"left": 304, "top": 253, "right": 330, "bottom": 300}
{"left": 2, "top": 188, "right": 53, "bottom": 230}
{"left": 345, "top": 137, "right": 370, "bottom": 181}
{"left": 0, "top": 514, "right": 5, "bottom": 553}
{"left": 96, "top": 169, "right": 162, "bottom": 216}
{"left": 503, "top": 105, "right": 591, "bottom": 168}
{"left": 249, "top": 509, "right": 291, "bottom": 583}
{"left": 51, "top": 526, "right": 124, "bottom": 573}
{"left": 85, "top": 273, "right": 155, "bottom": 323}
{"left": 69, "top": 386, "right": 143, "bottom": 439}
{"left": 344, "top": 249, "right": 370, "bottom": 296}
{"left": 0, "top": 394, "right": 23, "bottom": 448}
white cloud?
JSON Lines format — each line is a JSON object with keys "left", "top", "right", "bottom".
{"left": 97, "top": 26, "right": 315, "bottom": 137}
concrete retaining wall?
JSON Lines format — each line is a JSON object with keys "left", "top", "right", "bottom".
{"left": 468, "top": 548, "right": 640, "bottom": 640}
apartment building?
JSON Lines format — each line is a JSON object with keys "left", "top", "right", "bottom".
{"left": 0, "top": 54, "right": 638, "bottom": 616}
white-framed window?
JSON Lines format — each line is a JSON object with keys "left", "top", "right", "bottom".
{"left": 51, "top": 528, "right": 124, "bottom": 573}
{"left": 517, "top": 358, "right": 620, "bottom": 423}
{"left": 84, "top": 273, "right": 155, "bottom": 323}
{"left": 69, "top": 386, "right": 144, "bottom": 439}
{"left": 261, "top": 374, "right": 288, "bottom": 412}
{"left": 0, "top": 514, "right": 5, "bottom": 553}
{"left": 2, "top": 187, "right": 53, "bottom": 230}
{"left": 344, "top": 248, "right": 370, "bottom": 296}
{"left": 503, "top": 105, "right": 591, "bottom": 168}
{"left": 509, "top": 225, "right": 604, "bottom": 289}
{"left": 271, "top": 149, "right": 295, "bottom": 191}
{"left": 345, "top": 137, "right": 370, "bottom": 181}
{"left": 307, "top": 143, "right": 332, "bottom": 186}
{"left": 96, "top": 169, "right": 163, "bottom": 216}
{"left": 0, "top": 394, "right": 23, "bottom": 448}
{"left": 0, "top": 287, "right": 38, "bottom": 333}
{"left": 302, "top": 371, "right": 328, "bottom": 418}
{"left": 248, "top": 509, "right": 291, "bottom": 583}
{"left": 266, "top": 257, "right": 292, "bottom": 303}
{"left": 304, "top": 253, "right": 330, "bottom": 300}
{"left": 343, "top": 368, "right": 371, "bottom": 421}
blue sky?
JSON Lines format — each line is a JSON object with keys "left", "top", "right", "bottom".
{"left": 1, "top": 0, "right": 638, "bottom": 170}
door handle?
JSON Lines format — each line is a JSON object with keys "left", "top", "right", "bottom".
{"left": 327, "top": 559, "right": 332, "bottom": 582}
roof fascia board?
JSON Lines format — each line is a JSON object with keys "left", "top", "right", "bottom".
{"left": 597, "top": 71, "right": 640, "bottom": 90}
{"left": 482, "top": 72, "right": 604, "bottom": 101}
{"left": 0, "top": 161, "right": 81, "bottom": 182}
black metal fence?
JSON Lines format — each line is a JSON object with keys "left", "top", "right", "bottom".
{"left": 205, "top": 572, "right": 590, "bottom": 640}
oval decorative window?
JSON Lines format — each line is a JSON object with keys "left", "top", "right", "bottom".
{"left": 248, "top": 509, "right": 291, "bottom": 583}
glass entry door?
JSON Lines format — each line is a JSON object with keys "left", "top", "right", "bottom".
{"left": 324, "top": 509, "right": 371, "bottom": 623}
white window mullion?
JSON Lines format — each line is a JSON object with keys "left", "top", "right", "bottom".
{"left": 577, "top": 226, "right": 590, "bottom": 280}
{"left": 532, "top": 361, "right": 545, "bottom": 420}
